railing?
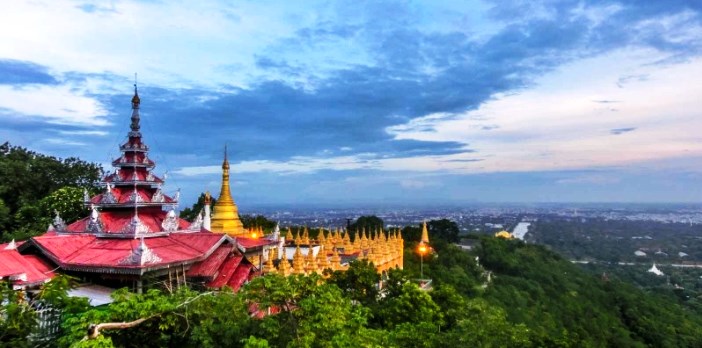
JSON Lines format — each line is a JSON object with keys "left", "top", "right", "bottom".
{"left": 30, "top": 306, "right": 62, "bottom": 343}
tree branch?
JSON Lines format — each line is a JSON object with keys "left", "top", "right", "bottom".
{"left": 84, "top": 291, "right": 214, "bottom": 340}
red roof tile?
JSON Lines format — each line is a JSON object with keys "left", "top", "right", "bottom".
{"left": 0, "top": 249, "right": 54, "bottom": 286}
{"left": 65, "top": 209, "right": 190, "bottom": 234}
{"left": 227, "top": 263, "right": 252, "bottom": 291}
{"left": 186, "top": 245, "right": 232, "bottom": 278}
{"left": 31, "top": 232, "right": 226, "bottom": 272}
{"left": 206, "top": 255, "right": 243, "bottom": 288}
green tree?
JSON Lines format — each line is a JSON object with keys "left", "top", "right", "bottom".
{"left": 0, "top": 142, "right": 101, "bottom": 240}
{"left": 179, "top": 192, "right": 216, "bottom": 222}
{"left": 349, "top": 215, "right": 384, "bottom": 232}
{"left": 428, "top": 219, "right": 460, "bottom": 243}
{"left": 376, "top": 280, "right": 441, "bottom": 329}
{"left": 325, "top": 259, "right": 380, "bottom": 306}
{"left": 240, "top": 215, "right": 276, "bottom": 231}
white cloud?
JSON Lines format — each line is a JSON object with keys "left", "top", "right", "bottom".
{"left": 0, "top": 0, "right": 326, "bottom": 89}
{"left": 0, "top": 84, "right": 108, "bottom": 126}
{"left": 387, "top": 48, "right": 702, "bottom": 174}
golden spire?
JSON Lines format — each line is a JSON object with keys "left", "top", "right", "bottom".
{"left": 421, "top": 221, "right": 430, "bottom": 244}
{"left": 285, "top": 227, "right": 293, "bottom": 241}
{"left": 324, "top": 227, "right": 334, "bottom": 251}
{"left": 330, "top": 248, "right": 342, "bottom": 270}
{"left": 278, "top": 247, "right": 291, "bottom": 276}
{"left": 302, "top": 226, "right": 310, "bottom": 245}
{"left": 294, "top": 228, "right": 301, "bottom": 245}
{"left": 316, "top": 245, "right": 330, "bottom": 270}
{"left": 210, "top": 145, "right": 245, "bottom": 236}
{"left": 263, "top": 249, "right": 276, "bottom": 274}
{"left": 293, "top": 245, "right": 305, "bottom": 274}
{"left": 305, "top": 247, "right": 318, "bottom": 274}
{"left": 318, "top": 229, "right": 326, "bottom": 244}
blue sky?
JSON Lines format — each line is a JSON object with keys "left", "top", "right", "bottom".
{"left": 1, "top": 0, "right": 701, "bottom": 207}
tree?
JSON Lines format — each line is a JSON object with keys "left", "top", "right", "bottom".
{"left": 325, "top": 259, "right": 380, "bottom": 306}
{"left": 428, "top": 219, "right": 460, "bottom": 243}
{"left": 0, "top": 143, "right": 101, "bottom": 240}
{"left": 349, "top": 216, "right": 384, "bottom": 232}
{"left": 179, "top": 192, "right": 216, "bottom": 222}
{"left": 240, "top": 215, "right": 276, "bottom": 231}
{"left": 39, "top": 186, "right": 88, "bottom": 225}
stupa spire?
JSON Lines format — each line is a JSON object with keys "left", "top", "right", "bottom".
{"left": 129, "top": 80, "right": 141, "bottom": 138}
{"left": 210, "top": 145, "right": 245, "bottom": 236}
{"left": 421, "top": 221, "right": 430, "bottom": 244}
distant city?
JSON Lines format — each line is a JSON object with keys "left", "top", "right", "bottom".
{"left": 241, "top": 203, "right": 702, "bottom": 233}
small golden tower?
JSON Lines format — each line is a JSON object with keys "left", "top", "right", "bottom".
{"left": 292, "top": 245, "right": 305, "bottom": 274}
{"left": 302, "top": 226, "right": 310, "bottom": 245}
{"left": 316, "top": 245, "right": 330, "bottom": 270}
{"left": 278, "top": 247, "right": 292, "bottom": 276}
{"left": 262, "top": 249, "right": 276, "bottom": 274}
{"left": 318, "top": 229, "right": 326, "bottom": 244}
{"left": 210, "top": 145, "right": 246, "bottom": 236}
{"left": 305, "top": 248, "right": 318, "bottom": 274}
{"left": 330, "top": 248, "right": 342, "bottom": 270}
{"left": 421, "top": 221, "right": 430, "bottom": 244}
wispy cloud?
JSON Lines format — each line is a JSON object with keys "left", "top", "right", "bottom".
{"left": 610, "top": 127, "right": 636, "bottom": 135}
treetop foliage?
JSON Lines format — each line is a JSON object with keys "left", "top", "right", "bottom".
{"left": 0, "top": 143, "right": 102, "bottom": 241}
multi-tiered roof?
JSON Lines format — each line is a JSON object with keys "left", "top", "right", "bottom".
{"left": 59, "top": 85, "right": 198, "bottom": 236}
{"left": 27, "top": 86, "right": 233, "bottom": 276}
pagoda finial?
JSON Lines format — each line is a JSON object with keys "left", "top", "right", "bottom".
{"left": 129, "top": 80, "right": 142, "bottom": 137}
{"left": 223, "top": 144, "right": 229, "bottom": 170}
{"left": 421, "top": 221, "right": 430, "bottom": 244}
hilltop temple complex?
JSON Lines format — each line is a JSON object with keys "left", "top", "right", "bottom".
{"left": 1, "top": 85, "right": 406, "bottom": 293}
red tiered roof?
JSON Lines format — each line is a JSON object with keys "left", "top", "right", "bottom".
{"left": 65, "top": 209, "right": 190, "bottom": 234}
{"left": 88, "top": 187, "right": 176, "bottom": 205}
{"left": 227, "top": 263, "right": 252, "bottom": 291}
{"left": 206, "top": 255, "right": 243, "bottom": 288}
{"left": 0, "top": 249, "right": 55, "bottom": 287}
{"left": 186, "top": 245, "right": 232, "bottom": 278}
{"left": 31, "top": 232, "right": 226, "bottom": 273}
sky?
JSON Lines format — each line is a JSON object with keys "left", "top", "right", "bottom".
{"left": 1, "top": 0, "right": 702, "bottom": 208}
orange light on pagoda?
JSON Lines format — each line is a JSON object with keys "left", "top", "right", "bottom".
{"left": 417, "top": 242, "right": 428, "bottom": 255}
{"left": 417, "top": 241, "right": 429, "bottom": 279}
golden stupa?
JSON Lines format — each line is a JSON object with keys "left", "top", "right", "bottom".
{"left": 210, "top": 146, "right": 246, "bottom": 236}
{"left": 495, "top": 230, "right": 513, "bottom": 239}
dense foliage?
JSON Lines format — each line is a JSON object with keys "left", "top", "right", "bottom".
{"left": 5, "top": 235, "right": 702, "bottom": 347}
{"left": 0, "top": 143, "right": 102, "bottom": 241}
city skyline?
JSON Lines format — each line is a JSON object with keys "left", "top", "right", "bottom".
{"left": 1, "top": 1, "right": 701, "bottom": 206}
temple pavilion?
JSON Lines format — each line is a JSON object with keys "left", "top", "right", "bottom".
{"left": 11, "top": 85, "right": 271, "bottom": 293}
{"left": 4, "top": 83, "right": 405, "bottom": 294}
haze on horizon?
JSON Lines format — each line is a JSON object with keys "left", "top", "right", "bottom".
{"left": 1, "top": 1, "right": 701, "bottom": 207}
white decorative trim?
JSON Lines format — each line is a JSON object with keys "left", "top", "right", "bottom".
{"left": 121, "top": 213, "right": 151, "bottom": 234}
{"left": 52, "top": 210, "right": 67, "bottom": 231}
{"left": 128, "top": 189, "right": 144, "bottom": 203}
{"left": 120, "top": 238, "right": 161, "bottom": 266}
{"left": 161, "top": 209, "right": 179, "bottom": 232}
{"left": 101, "top": 184, "right": 117, "bottom": 204}
{"left": 188, "top": 210, "right": 204, "bottom": 231}
{"left": 86, "top": 205, "right": 104, "bottom": 234}
{"left": 4, "top": 239, "right": 16, "bottom": 250}
{"left": 152, "top": 185, "right": 164, "bottom": 203}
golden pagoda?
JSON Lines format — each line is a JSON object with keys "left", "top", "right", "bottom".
{"left": 421, "top": 221, "right": 430, "bottom": 244}
{"left": 210, "top": 146, "right": 246, "bottom": 236}
{"left": 495, "top": 230, "right": 513, "bottom": 239}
